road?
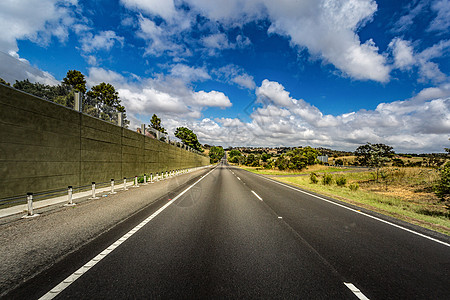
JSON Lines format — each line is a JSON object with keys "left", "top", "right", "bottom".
{"left": 8, "top": 160, "right": 450, "bottom": 299}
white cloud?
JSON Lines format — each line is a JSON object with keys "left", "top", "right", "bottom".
{"left": 0, "top": 0, "right": 77, "bottom": 54}
{"left": 80, "top": 30, "right": 124, "bottom": 53}
{"left": 192, "top": 91, "right": 232, "bottom": 108}
{"left": 214, "top": 64, "right": 256, "bottom": 90}
{"left": 186, "top": 80, "right": 450, "bottom": 153}
{"left": 169, "top": 64, "right": 210, "bottom": 82}
{"left": 121, "top": 0, "right": 391, "bottom": 82}
{"left": 0, "top": 51, "right": 59, "bottom": 85}
{"left": 389, "top": 37, "right": 450, "bottom": 83}
{"left": 428, "top": 0, "right": 450, "bottom": 32}
{"left": 120, "top": 0, "right": 177, "bottom": 21}
{"left": 388, "top": 38, "right": 415, "bottom": 70}
{"left": 392, "top": 0, "right": 430, "bottom": 33}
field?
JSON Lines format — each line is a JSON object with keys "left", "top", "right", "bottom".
{"left": 242, "top": 165, "right": 450, "bottom": 235}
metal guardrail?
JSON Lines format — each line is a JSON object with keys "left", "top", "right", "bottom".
{"left": 0, "top": 165, "right": 213, "bottom": 217}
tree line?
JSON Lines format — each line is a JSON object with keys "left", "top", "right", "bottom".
{"left": 1, "top": 71, "right": 129, "bottom": 126}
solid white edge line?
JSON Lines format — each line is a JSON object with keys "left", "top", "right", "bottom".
{"left": 251, "top": 190, "right": 263, "bottom": 201}
{"left": 259, "top": 175, "right": 450, "bottom": 248}
{"left": 344, "top": 283, "right": 370, "bottom": 300}
{"left": 39, "top": 167, "right": 216, "bottom": 300}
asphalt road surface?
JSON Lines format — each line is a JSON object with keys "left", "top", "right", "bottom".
{"left": 9, "top": 160, "right": 450, "bottom": 299}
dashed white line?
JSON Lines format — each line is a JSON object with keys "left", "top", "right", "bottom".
{"left": 251, "top": 190, "right": 263, "bottom": 201}
{"left": 344, "top": 283, "right": 370, "bottom": 300}
{"left": 237, "top": 177, "right": 241, "bottom": 180}
{"left": 39, "top": 167, "right": 216, "bottom": 300}
{"left": 259, "top": 175, "right": 450, "bottom": 248}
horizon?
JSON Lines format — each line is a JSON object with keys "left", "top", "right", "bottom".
{"left": 0, "top": 0, "right": 449, "bottom": 154}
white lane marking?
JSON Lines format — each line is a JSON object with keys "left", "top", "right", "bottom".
{"left": 278, "top": 216, "right": 283, "bottom": 219}
{"left": 237, "top": 177, "right": 241, "bottom": 180}
{"left": 344, "top": 283, "right": 370, "bottom": 300}
{"left": 259, "top": 175, "right": 450, "bottom": 248}
{"left": 39, "top": 167, "right": 217, "bottom": 300}
{"left": 251, "top": 190, "right": 263, "bottom": 201}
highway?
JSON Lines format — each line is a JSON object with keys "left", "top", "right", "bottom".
{"left": 10, "top": 160, "right": 450, "bottom": 299}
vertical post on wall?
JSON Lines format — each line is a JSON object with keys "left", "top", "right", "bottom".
{"left": 141, "top": 124, "right": 146, "bottom": 135}
{"left": 118, "top": 112, "right": 124, "bottom": 127}
{"left": 74, "top": 91, "right": 82, "bottom": 112}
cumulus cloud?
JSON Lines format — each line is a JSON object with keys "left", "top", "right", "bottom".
{"left": 86, "top": 67, "right": 232, "bottom": 130}
{"left": 388, "top": 38, "right": 415, "bottom": 70}
{"left": 0, "top": 51, "right": 59, "bottom": 85}
{"left": 186, "top": 80, "right": 450, "bottom": 153}
{"left": 0, "top": 0, "right": 77, "bottom": 54}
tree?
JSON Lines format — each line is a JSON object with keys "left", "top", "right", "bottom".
{"left": 0, "top": 77, "right": 10, "bottom": 86}
{"left": 209, "top": 146, "right": 224, "bottom": 163}
{"left": 150, "top": 114, "right": 167, "bottom": 134}
{"left": 174, "top": 127, "right": 203, "bottom": 152}
{"left": 87, "top": 82, "right": 120, "bottom": 107}
{"left": 355, "top": 143, "right": 394, "bottom": 181}
{"left": 435, "top": 162, "right": 450, "bottom": 203}
{"left": 228, "top": 149, "right": 241, "bottom": 158}
{"left": 62, "top": 70, "right": 86, "bottom": 93}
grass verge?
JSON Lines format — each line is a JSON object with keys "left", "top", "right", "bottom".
{"left": 241, "top": 165, "right": 349, "bottom": 176}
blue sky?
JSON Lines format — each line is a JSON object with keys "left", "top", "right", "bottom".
{"left": 0, "top": 0, "right": 449, "bottom": 153}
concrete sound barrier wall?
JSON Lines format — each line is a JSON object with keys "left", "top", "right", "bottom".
{"left": 0, "top": 84, "right": 210, "bottom": 200}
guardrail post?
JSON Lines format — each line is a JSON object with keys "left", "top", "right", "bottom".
{"left": 90, "top": 182, "right": 99, "bottom": 199}
{"left": 24, "top": 193, "right": 36, "bottom": 217}
{"left": 143, "top": 174, "right": 148, "bottom": 185}
{"left": 123, "top": 177, "right": 128, "bottom": 190}
{"left": 110, "top": 179, "right": 117, "bottom": 194}
{"left": 65, "top": 186, "right": 76, "bottom": 206}
{"left": 133, "top": 175, "right": 139, "bottom": 187}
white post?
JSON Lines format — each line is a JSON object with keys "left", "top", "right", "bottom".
{"left": 134, "top": 176, "right": 139, "bottom": 187}
{"left": 150, "top": 173, "right": 153, "bottom": 183}
{"left": 65, "top": 186, "right": 76, "bottom": 206}
{"left": 90, "top": 182, "right": 99, "bottom": 199}
{"left": 27, "top": 193, "right": 34, "bottom": 216}
{"left": 124, "top": 177, "right": 128, "bottom": 190}
{"left": 143, "top": 174, "right": 148, "bottom": 185}
{"left": 118, "top": 112, "right": 123, "bottom": 127}
{"left": 110, "top": 179, "right": 117, "bottom": 194}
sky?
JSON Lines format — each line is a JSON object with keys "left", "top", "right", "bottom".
{"left": 0, "top": 0, "right": 449, "bottom": 153}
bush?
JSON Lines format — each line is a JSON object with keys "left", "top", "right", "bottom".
{"left": 310, "top": 172, "right": 318, "bottom": 184}
{"left": 336, "top": 176, "right": 347, "bottom": 187}
{"left": 322, "top": 174, "right": 333, "bottom": 185}
{"left": 349, "top": 183, "right": 359, "bottom": 191}
{"left": 435, "top": 162, "right": 450, "bottom": 202}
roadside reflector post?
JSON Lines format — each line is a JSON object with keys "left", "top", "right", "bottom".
{"left": 27, "top": 193, "right": 34, "bottom": 216}
{"left": 166, "top": 171, "right": 168, "bottom": 178}
{"left": 90, "top": 182, "right": 99, "bottom": 199}
{"left": 150, "top": 173, "right": 153, "bottom": 183}
{"left": 134, "top": 176, "right": 139, "bottom": 187}
{"left": 124, "top": 177, "right": 128, "bottom": 190}
{"left": 65, "top": 186, "right": 76, "bottom": 206}
{"left": 143, "top": 174, "right": 148, "bottom": 185}
{"left": 110, "top": 179, "right": 116, "bottom": 194}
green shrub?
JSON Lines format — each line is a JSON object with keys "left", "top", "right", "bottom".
{"left": 322, "top": 173, "right": 333, "bottom": 185}
{"left": 349, "top": 183, "right": 359, "bottom": 191}
{"left": 310, "top": 172, "right": 318, "bottom": 184}
{"left": 435, "top": 162, "right": 450, "bottom": 202}
{"left": 336, "top": 176, "right": 347, "bottom": 187}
